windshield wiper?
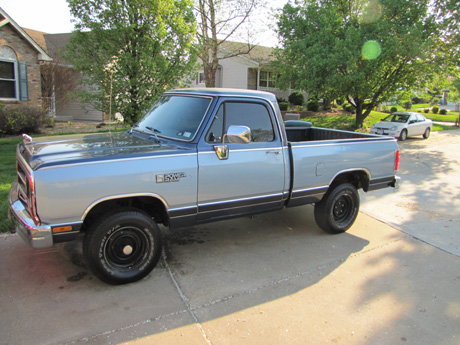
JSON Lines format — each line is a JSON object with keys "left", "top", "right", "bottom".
{"left": 130, "top": 125, "right": 162, "bottom": 144}
{"left": 145, "top": 126, "right": 161, "bottom": 144}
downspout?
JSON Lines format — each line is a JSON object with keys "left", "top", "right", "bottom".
{"left": 257, "top": 67, "right": 260, "bottom": 91}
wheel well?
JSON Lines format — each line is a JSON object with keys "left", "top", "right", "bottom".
{"left": 81, "top": 196, "right": 168, "bottom": 232}
{"left": 330, "top": 171, "right": 370, "bottom": 192}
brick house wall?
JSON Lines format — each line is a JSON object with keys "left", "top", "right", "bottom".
{"left": 0, "top": 24, "right": 43, "bottom": 108}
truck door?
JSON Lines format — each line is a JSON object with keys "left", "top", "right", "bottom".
{"left": 197, "top": 99, "right": 287, "bottom": 222}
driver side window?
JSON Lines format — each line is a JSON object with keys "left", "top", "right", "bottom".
{"left": 206, "top": 101, "right": 275, "bottom": 143}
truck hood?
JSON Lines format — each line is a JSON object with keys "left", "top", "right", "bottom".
{"left": 21, "top": 132, "right": 190, "bottom": 170}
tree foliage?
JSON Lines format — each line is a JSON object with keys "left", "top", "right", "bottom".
{"left": 65, "top": 0, "right": 197, "bottom": 124}
{"left": 274, "top": 0, "right": 451, "bottom": 127}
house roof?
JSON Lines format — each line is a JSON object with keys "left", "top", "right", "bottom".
{"left": 23, "top": 28, "right": 48, "bottom": 51}
{"left": 0, "top": 7, "right": 52, "bottom": 61}
{"left": 44, "top": 33, "right": 73, "bottom": 57}
{"left": 219, "top": 41, "right": 275, "bottom": 65}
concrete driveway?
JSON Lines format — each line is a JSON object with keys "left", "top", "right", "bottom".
{"left": 1, "top": 130, "right": 459, "bottom": 345}
{"left": 360, "top": 129, "right": 460, "bottom": 256}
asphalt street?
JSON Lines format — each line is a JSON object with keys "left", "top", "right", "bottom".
{"left": 0, "top": 130, "right": 459, "bottom": 345}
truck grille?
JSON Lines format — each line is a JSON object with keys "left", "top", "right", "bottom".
{"left": 17, "top": 160, "right": 30, "bottom": 206}
{"left": 16, "top": 152, "right": 39, "bottom": 224}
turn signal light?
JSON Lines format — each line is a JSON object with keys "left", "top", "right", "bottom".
{"left": 53, "top": 226, "right": 72, "bottom": 233}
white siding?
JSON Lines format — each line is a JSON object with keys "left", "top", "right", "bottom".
{"left": 55, "top": 101, "right": 103, "bottom": 122}
{"left": 220, "top": 57, "right": 250, "bottom": 89}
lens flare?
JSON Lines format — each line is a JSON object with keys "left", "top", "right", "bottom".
{"left": 362, "top": 40, "right": 381, "bottom": 60}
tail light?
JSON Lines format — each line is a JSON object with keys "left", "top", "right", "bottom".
{"left": 395, "top": 150, "right": 400, "bottom": 171}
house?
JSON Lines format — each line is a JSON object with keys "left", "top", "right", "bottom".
{"left": 2, "top": 6, "right": 295, "bottom": 123}
{"left": 0, "top": 7, "right": 51, "bottom": 108}
{"left": 189, "top": 41, "right": 296, "bottom": 101}
{"left": 0, "top": 7, "right": 102, "bottom": 122}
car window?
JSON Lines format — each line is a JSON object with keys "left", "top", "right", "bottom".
{"left": 416, "top": 114, "right": 425, "bottom": 122}
{"left": 387, "top": 114, "right": 409, "bottom": 123}
{"left": 206, "top": 101, "right": 275, "bottom": 143}
{"left": 137, "top": 95, "right": 212, "bottom": 141}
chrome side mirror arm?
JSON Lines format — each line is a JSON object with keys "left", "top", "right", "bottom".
{"left": 213, "top": 126, "right": 251, "bottom": 160}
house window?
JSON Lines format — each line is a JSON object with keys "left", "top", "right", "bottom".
{"left": 198, "top": 71, "right": 205, "bottom": 84}
{"left": 0, "top": 46, "right": 18, "bottom": 99}
{"left": 259, "top": 71, "right": 276, "bottom": 88}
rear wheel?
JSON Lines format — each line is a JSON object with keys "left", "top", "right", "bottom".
{"left": 83, "top": 209, "right": 162, "bottom": 285}
{"left": 399, "top": 129, "right": 408, "bottom": 141}
{"left": 423, "top": 128, "right": 431, "bottom": 139}
{"left": 314, "top": 183, "right": 360, "bottom": 234}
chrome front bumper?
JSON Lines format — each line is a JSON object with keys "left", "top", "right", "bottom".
{"left": 8, "top": 182, "right": 53, "bottom": 249}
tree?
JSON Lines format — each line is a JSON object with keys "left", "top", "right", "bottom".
{"left": 274, "top": 0, "right": 449, "bottom": 128}
{"left": 195, "top": 0, "right": 262, "bottom": 87}
{"left": 65, "top": 0, "right": 197, "bottom": 124}
{"left": 41, "top": 53, "right": 81, "bottom": 116}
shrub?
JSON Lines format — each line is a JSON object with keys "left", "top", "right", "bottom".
{"left": 306, "top": 99, "right": 319, "bottom": 112}
{"left": 342, "top": 102, "right": 355, "bottom": 113}
{"left": 277, "top": 97, "right": 287, "bottom": 103}
{"left": 288, "top": 92, "right": 304, "bottom": 106}
{"left": 279, "top": 102, "right": 289, "bottom": 111}
{"left": 335, "top": 98, "right": 344, "bottom": 106}
{"left": 432, "top": 105, "right": 439, "bottom": 114}
{"left": 0, "top": 105, "right": 53, "bottom": 135}
{"left": 402, "top": 101, "right": 412, "bottom": 110}
{"left": 431, "top": 97, "right": 440, "bottom": 105}
{"left": 390, "top": 106, "right": 398, "bottom": 113}
{"left": 439, "top": 109, "right": 447, "bottom": 115}
{"left": 424, "top": 108, "right": 429, "bottom": 113}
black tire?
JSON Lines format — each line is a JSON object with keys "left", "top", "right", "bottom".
{"left": 314, "top": 183, "right": 360, "bottom": 234}
{"left": 423, "top": 128, "right": 431, "bottom": 139}
{"left": 83, "top": 209, "right": 162, "bottom": 285}
{"left": 399, "top": 129, "right": 408, "bottom": 141}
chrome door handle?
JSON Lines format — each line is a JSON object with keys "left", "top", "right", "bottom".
{"left": 266, "top": 150, "right": 280, "bottom": 155}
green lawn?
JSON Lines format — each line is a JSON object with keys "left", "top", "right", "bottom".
{"left": 387, "top": 103, "right": 459, "bottom": 122}
{"left": 0, "top": 138, "right": 22, "bottom": 233}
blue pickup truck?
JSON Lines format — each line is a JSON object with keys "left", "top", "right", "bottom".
{"left": 9, "top": 89, "right": 400, "bottom": 284}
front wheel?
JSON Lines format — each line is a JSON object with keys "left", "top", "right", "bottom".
{"left": 399, "top": 129, "right": 408, "bottom": 141}
{"left": 314, "top": 183, "right": 360, "bottom": 234}
{"left": 423, "top": 128, "right": 431, "bottom": 139}
{"left": 83, "top": 209, "right": 162, "bottom": 285}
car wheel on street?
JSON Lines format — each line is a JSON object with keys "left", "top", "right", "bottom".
{"left": 399, "top": 129, "right": 408, "bottom": 141}
{"left": 83, "top": 209, "right": 162, "bottom": 285}
{"left": 314, "top": 183, "right": 360, "bottom": 234}
{"left": 423, "top": 128, "right": 431, "bottom": 139}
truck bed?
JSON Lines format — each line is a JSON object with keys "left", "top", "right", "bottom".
{"left": 286, "top": 126, "right": 374, "bottom": 142}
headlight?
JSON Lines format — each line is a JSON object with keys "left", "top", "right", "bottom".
{"left": 390, "top": 126, "right": 397, "bottom": 131}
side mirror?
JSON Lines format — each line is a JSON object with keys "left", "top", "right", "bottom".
{"left": 226, "top": 125, "right": 252, "bottom": 144}
{"left": 213, "top": 125, "right": 252, "bottom": 160}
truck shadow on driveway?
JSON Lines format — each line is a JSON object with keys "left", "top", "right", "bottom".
{"left": 0, "top": 205, "right": 369, "bottom": 344}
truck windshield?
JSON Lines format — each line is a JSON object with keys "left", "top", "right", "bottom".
{"left": 135, "top": 95, "right": 212, "bottom": 141}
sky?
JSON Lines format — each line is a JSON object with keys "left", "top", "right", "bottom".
{"left": 0, "top": 0, "right": 284, "bottom": 47}
{"left": 1, "top": 0, "right": 75, "bottom": 33}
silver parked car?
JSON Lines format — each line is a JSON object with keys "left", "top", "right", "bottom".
{"left": 370, "top": 112, "right": 433, "bottom": 141}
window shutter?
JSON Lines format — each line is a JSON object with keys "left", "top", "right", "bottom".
{"left": 19, "top": 61, "right": 28, "bottom": 101}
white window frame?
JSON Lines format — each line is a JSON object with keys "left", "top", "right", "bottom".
{"left": 259, "top": 70, "right": 276, "bottom": 89}
{"left": 198, "top": 71, "right": 205, "bottom": 85}
{"left": 0, "top": 46, "right": 19, "bottom": 101}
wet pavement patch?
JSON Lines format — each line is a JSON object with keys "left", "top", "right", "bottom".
{"left": 67, "top": 271, "right": 87, "bottom": 282}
